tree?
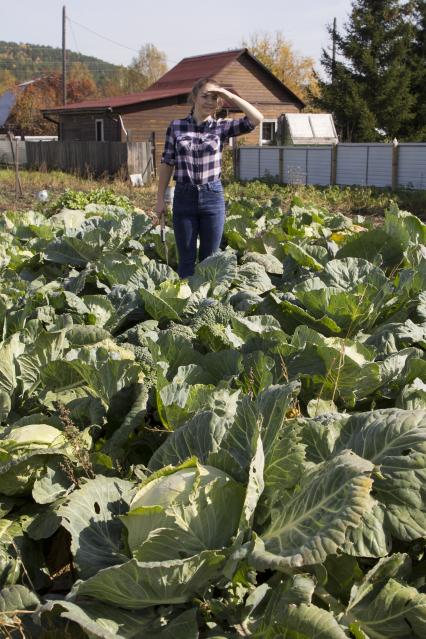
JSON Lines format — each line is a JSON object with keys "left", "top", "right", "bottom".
{"left": 409, "top": 0, "right": 426, "bottom": 139}
{"left": 242, "top": 32, "right": 318, "bottom": 105}
{"left": 128, "top": 43, "right": 168, "bottom": 91}
{"left": 7, "top": 80, "right": 56, "bottom": 135}
{"left": 0, "top": 70, "right": 16, "bottom": 95}
{"left": 99, "top": 66, "right": 151, "bottom": 97}
{"left": 7, "top": 67, "right": 99, "bottom": 135}
{"left": 67, "top": 62, "right": 98, "bottom": 103}
{"left": 314, "top": 0, "right": 416, "bottom": 141}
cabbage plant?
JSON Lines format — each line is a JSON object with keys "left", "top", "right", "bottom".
{"left": 0, "top": 423, "right": 69, "bottom": 495}
{"left": 121, "top": 461, "right": 245, "bottom": 562}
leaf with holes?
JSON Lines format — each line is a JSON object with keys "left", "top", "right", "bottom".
{"left": 58, "top": 476, "right": 134, "bottom": 579}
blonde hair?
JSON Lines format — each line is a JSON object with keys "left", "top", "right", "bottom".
{"left": 187, "top": 77, "right": 224, "bottom": 115}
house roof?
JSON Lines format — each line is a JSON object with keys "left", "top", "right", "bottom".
{"left": 43, "top": 48, "right": 304, "bottom": 115}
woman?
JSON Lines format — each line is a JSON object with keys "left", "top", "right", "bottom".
{"left": 155, "top": 78, "right": 263, "bottom": 278}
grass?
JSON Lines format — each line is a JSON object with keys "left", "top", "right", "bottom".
{"left": 0, "top": 167, "right": 425, "bottom": 220}
{"left": 0, "top": 168, "right": 158, "bottom": 214}
{"left": 224, "top": 180, "right": 426, "bottom": 221}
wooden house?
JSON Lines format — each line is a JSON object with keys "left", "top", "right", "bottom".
{"left": 42, "top": 48, "right": 305, "bottom": 165}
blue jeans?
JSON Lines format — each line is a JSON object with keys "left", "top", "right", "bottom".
{"left": 172, "top": 180, "right": 225, "bottom": 278}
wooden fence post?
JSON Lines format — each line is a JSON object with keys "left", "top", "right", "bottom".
{"left": 330, "top": 143, "right": 337, "bottom": 186}
{"left": 365, "top": 145, "right": 370, "bottom": 186}
{"left": 305, "top": 148, "right": 308, "bottom": 185}
{"left": 232, "top": 144, "right": 238, "bottom": 180}
{"left": 236, "top": 146, "right": 241, "bottom": 180}
{"left": 7, "top": 132, "right": 23, "bottom": 198}
{"left": 279, "top": 147, "right": 284, "bottom": 183}
{"left": 392, "top": 139, "right": 399, "bottom": 190}
{"left": 150, "top": 132, "right": 156, "bottom": 177}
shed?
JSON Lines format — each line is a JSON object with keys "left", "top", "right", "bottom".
{"left": 277, "top": 113, "right": 338, "bottom": 145}
{"left": 42, "top": 48, "right": 305, "bottom": 164}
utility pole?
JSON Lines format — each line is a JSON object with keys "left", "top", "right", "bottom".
{"left": 62, "top": 5, "right": 67, "bottom": 104}
{"left": 331, "top": 17, "right": 337, "bottom": 83}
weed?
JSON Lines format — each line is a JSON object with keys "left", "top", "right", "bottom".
{"left": 55, "top": 402, "right": 95, "bottom": 484}
{"left": 0, "top": 169, "right": 157, "bottom": 215}
{"left": 224, "top": 180, "right": 426, "bottom": 220}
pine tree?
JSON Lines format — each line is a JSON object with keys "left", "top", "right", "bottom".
{"left": 315, "top": 1, "right": 416, "bottom": 141}
{"left": 409, "top": 0, "right": 426, "bottom": 139}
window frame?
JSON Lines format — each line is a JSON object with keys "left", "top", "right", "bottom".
{"left": 95, "top": 118, "right": 104, "bottom": 142}
{"left": 259, "top": 119, "right": 277, "bottom": 146}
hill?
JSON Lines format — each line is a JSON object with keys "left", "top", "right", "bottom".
{"left": 0, "top": 41, "right": 121, "bottom": 86}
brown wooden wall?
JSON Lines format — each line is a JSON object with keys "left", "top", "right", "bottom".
{"left": 214, "top": 57, "right": 301, "bottom": 146}
{"left": 60, "top": 113, "right": 120, "bottom": 142}
{"left": 120, "top": 98, "right": 188, "bottom": 162}
{"left": 216, "top": 57, "right": 302, "bottom": 107}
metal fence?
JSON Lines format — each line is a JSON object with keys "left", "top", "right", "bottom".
{"left": 24, "top": 140, "right": 153, "bottom": 180}
{"left": 0, "top": 138, "right": 27, "bottom": 167}
{"left": 237, "top": 143, "right": 426, "bottom": 190}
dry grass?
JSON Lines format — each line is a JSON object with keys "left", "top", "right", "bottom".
{"left": 0, "top": 168, "right": 158, "bottom": 213}
{"left": 224, "top": 180, "right": 426, "bottom": 221}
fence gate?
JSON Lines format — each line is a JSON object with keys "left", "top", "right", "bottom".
{"left": 127, "top": 141, "right": 153, "bottom": 184}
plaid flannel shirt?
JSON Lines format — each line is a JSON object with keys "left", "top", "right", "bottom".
{"left": 160, "top": 114, "right": 255, "bottom": 184}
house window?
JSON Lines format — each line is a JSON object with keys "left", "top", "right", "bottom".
{"left": 95, "top": 119, "right": 104, "bottom": 141}
{"left": 260, "top": 119, "right": 277, "bottom": 145}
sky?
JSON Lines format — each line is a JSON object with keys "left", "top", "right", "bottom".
{"left": 0, "top": 0, "right": 354, "bottom": 72}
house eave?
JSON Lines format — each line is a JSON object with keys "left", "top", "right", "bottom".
{"left": 241, "top": 49, "right": 306, "bottom": 109}
{"left": 42, "top": 106, "right": 111, "bottom": 117}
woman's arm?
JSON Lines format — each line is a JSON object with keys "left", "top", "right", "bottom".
{"left": 155, "top": 162, "right": 174, "bottom": 217}
{"left": 156, "top": 121, "right": 176, "bottom": 218}
{"left": 215, "top": 87, "right": 264, "bottom": 126}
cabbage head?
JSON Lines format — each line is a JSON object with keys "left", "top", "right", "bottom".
{"left": 5, "top": 424, "right": 66, "bottom": 450}
{"left": 0, "top": 424, "right": 68, "bottom": 495}
{"left": 121, "top": 461, "right": 245, "bottom": 562}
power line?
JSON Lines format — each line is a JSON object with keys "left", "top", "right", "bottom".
{"left": 0, "top": 61, "right": 122, "bottom": 69}
{"left": 68, "top": 18, "right": 82, "bottom": 57}
{"left": 0, "top": 15, "right": 180, "bottom": 76}
{"left": 0, "top": 59, "right": 128, "bottom": 72}
{"left": 66, "top": 17, "right": 140, "bottom": 55}
{"left": 66, "top": 16, "right": 180, "bottom": 66}
{"left": 0, "top": 60, "right": 151, "bottom": 76}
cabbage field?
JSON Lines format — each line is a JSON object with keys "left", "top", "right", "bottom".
{"left": 0, "top": 189, "right": 426, "bottom": 638}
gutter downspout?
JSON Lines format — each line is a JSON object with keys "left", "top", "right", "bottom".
{"left": 118, "top": 114, "right": 128, "bottom": 140}
{"left": 107, "top": 108, "right": 128, "bottom": 141}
